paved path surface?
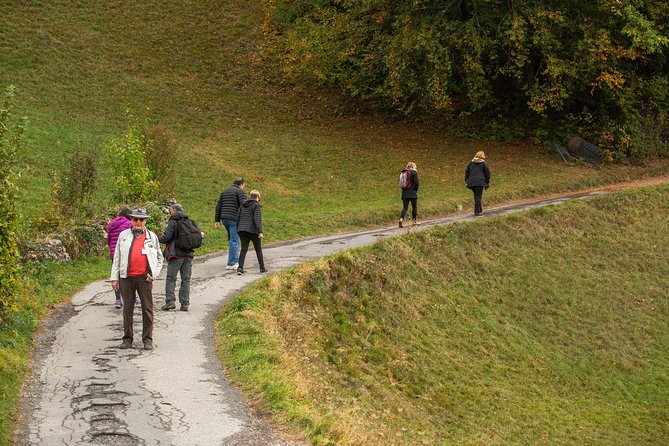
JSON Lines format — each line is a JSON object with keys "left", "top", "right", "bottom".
{"left": 12, "top": 186, "right": 649, "bottom": 445}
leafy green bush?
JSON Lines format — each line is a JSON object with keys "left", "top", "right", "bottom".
{"left": 0, "top": 86, "right": 26, "bottom": 318}
{"left": 104, "top": 111, "right": 159, "bottom": 204}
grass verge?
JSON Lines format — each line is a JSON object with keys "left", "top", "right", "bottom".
{"left": 216, "top": 185, "right": 669, "bottom": 445}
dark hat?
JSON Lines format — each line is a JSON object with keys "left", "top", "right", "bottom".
{"left": 129, "top": 208, "right": 149, "bottom": 219}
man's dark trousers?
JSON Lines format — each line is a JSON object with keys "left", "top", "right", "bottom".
{"left": 119, "top": 275, "right": 154, "bottom": 342}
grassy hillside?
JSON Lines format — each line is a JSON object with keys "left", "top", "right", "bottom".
{"left": 217, "top": 185, "right": 669, "bottom": 445}
{"left": 2, "top": 0, "right": 669, "bottom": 247}
{"left": 1, "top": 1, "right": 669, "bottom": 444}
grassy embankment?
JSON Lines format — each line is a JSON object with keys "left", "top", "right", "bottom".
{"left": 1, "top": 1, "right": 669, "bottom": 444}
{"left": 217, "top": 185, "right": 669, "bottom": 445}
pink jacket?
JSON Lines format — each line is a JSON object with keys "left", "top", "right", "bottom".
{"left": 107, "top": 216, "right": 132, "bottom": 259}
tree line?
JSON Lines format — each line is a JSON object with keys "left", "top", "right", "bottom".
{"left": 262, "top": 0, "right": 669, "bottom": 160}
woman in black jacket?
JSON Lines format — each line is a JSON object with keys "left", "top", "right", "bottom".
{"left": 399, "top": 161, "right": 419, "bottom": 227}
{"left": 464, "top": 151, "right": 491, "bottom": 216}
{"left": 236, "top": 189, "right": 266, "bottom": 275}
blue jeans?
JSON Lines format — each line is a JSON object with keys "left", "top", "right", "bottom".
{"left": 222, "top": 219, "right": 240, "bottom": 266}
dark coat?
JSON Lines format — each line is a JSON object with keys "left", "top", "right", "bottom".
{"left": 215, "top": 184, "right": 247, "bottom": 222}
{"left": 465, "top": 160, "right": 490, "bottom": 188}
{"left": 237, "top": 199, "right": 262, "bottom": 235}
{"left": 401, "top": 169, "right": 419, "bottom": 199}
{"left": 158, "top": 211, "right": 195, "bottom": 259}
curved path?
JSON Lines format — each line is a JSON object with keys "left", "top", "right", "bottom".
{"left": 14, "top": 179, "right": 668, "bottom": 445}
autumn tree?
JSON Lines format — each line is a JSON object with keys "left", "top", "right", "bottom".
{"left": 262, "top": 0, "right": 669, "bottom": 160}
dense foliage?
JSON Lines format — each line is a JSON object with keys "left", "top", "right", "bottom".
{"left": 0, "top": 86, "right": 25, "bottom": 318}
{"left": 104, "top": 112, "right": 160, "bottom": 204}
{"left": 262, "top": 0, "right": 669, "bottom": 160}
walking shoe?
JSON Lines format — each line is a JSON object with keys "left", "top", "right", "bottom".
{"left": 225, "top": 263, "right": 239, "bottom": 270}
{"left": 114, "top": 298, "right": 123, "bottom": 309}
{"left": 119, "top": 340, "right": 132, "bottom": 349}
{"left": 143, "top": 341, "right": 153, "bottom": 350}
{"left": 135, "top": 296, "right": 141, "bottom": 305}
{"left": 180, "top": 304, "right": 189, "bottom": 312}
{"left": 260, "top": 267, "right": 268, "bottom": 274}
{"left": 411, "top": 219, "right": 419, "bottom": 226}
{"left": 399, "top": 218, "right": 404, "bottom": 228}
{"left": 161, "top": 301, "right": 176, "bottom": 311}
{"left": 237, "top": 268, "right": 244, "bottom": 275}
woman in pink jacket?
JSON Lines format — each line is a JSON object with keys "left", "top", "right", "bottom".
{"left": 107, "top": 208, "right": 134, "bottom": 308}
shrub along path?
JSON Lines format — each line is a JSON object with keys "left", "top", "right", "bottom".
{"left": 14, "top": 177, "right": 669, "bottom": 446}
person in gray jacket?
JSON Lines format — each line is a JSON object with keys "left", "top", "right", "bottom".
{"left": 464, "top": 150, "right": 491, "bottom": 216}
{"left": 236, "top": 189, "right": 266, "bottom": 275}
{"left": 214, "top": 178, "right": 246, "bottom": 270}
{"left": 159, "top": 204, "right": 194, "bottom": 312}
{"left": 110, "top": 208, "right": 164, "bottom": 350}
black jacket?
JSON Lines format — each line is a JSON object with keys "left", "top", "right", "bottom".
{"left": 465, "top": 160, "right": 490, "bottom": 188}
{"left": 159, "top": 211, "right": 195, "bottom": 259}
{"left": 401, "top": 169, "right": 419, "bottom": 199}
{"left": 215, "top": 184, "right": 247, "bottom": 222}
{"left": 237, "top": 199, "right": 262, "bottom": 235}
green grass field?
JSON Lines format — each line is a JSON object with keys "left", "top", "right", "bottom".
{"left": 1, "top": 1, "right": 669, "bottom": 444}
{"left": 217, "top": 185, "right": 669, "bottom": 445}
{"left": 2, "top": 0, "right": 669, "bottom": 247}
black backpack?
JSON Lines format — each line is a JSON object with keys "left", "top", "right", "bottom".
{"left": 175, "top": 217, "right": 203, "bottom": 250}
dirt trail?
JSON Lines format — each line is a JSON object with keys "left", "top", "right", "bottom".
{"left": 14, "top": 177, "right": 669, "bottom": 446}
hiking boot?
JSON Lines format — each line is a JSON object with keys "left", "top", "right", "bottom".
{"left": 399, "top": 218, "right": 404, "bottom": 228}
{"left": 237, "top": 268, "right": 244, "bottom": 275}
{"left": 180, "top": 304, "right": 189, "bottom": 312}
{"left": 411, "top": 219, "right": 419, "bottom": 226}
{"left": 161, "top": 301, "right": 176, "bottom": 311}
{"left": 143, "top": 341, "right": 153, "bottom": 350}
{"left": 119, "top": 340, "right": 133, "bottom": 349}
{"left": 114, "top": 298, "right": 123, "bottom": 309}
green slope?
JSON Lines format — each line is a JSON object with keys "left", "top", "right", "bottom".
{"left": 1, "top": 0, "right": 668, "bottom": 247}
{"left": 217, "top": 185, "right": 669, "bottom": 445}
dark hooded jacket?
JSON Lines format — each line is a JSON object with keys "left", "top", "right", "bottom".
{"left": 465, "top": 158, "right": 490, "bottom": 188}
{"left": 215, "top": 184, "right": 247, "bottom": 222}
{"left": 237, "top": 198, "right": 262, "bottom": 235}
{"left": 159, "top": 210, "right": 195, "bottom": 259}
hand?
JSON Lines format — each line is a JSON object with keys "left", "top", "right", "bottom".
{"left": 146, "top": 276, "right": 154, "bottom": 283}
{"left": 258, "top": 232, "right": 264, "bottom": 239}
{"left": 214, "top": 222, "right": 221, "bottom": 229}
{"left": 112, "top": 280, "right": 119, "bottom": 291}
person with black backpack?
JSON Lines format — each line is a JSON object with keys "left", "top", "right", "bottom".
{"left": 399, "top": 161, "right": 419, "bottom": 228}
{"left": 158, "top": 203, "right": 203, "bottom": 311}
